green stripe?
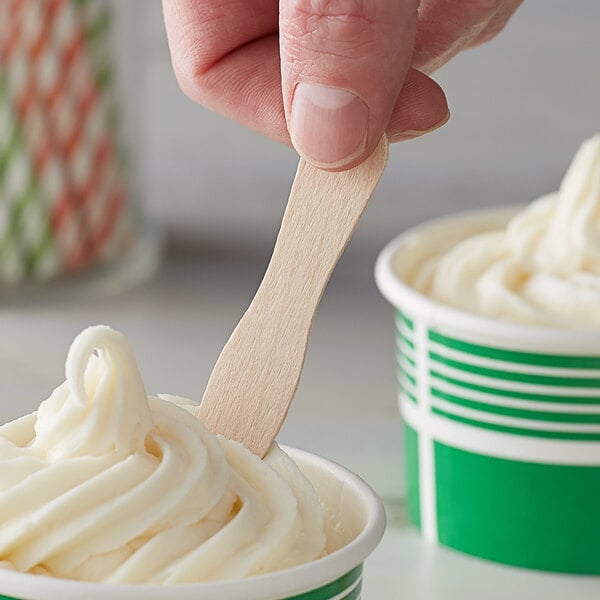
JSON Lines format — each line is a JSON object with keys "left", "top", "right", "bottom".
{"left": 432, "top": 407, "right": 600, "bottom": 440}
{"left": 430, "top": 370, "right": 600, "bottom": 404}
{"left": 398, "top": 376, "right": 417, "bottom": 403}
{"left": 0, "top": 69, "right": 25, "bottom": 269}
{"left": 433, "top": 443, "right": 600, "bottom": 574}
{"left": 403, "top": 389, "right": 417, "bottom": 403}
{"left": 0, "top": 122, "right": 20, "bottom": 182}
{"left": 0, "top": 122, "right": 21, "bottom": 189}
{"left": 0, "top": 569, "right": 362, "bottom": 600}
{"left": 0, "top": 67, "right": 8, "bottom": 103}
{"left": 430, "top": 352, "right": 600, "bottom": 388}
{"left": 431, "top": 388, "right": 600, "bottom": 423}
{"left": 287, "top": 565, "right": 362, "bottom": 600}
{"left": 95, "top": 62, "right": 114, "bottom": 90}
{"left": 4, "top": 176, "right": 56, "bottom": 278}
{"left": 0, "top": 68, "right": 57, "bottom": 279}
{"left": 398, "top": 352, "right": 415, "bottom": 368}
{"left": 85, "top": 4, "right": 111, "bottom": 45}
{"left": 0, "top": 587, "right": 364, "bottom": 600}
{"left": 401, "top": 371, "right": 416, "bottom": 387}
{"left": 0, "top": 584, "right": 364, "bottom": 600}
{"left": 396, "top": 310, "right": 414, "bottom": 331}
{"left": 83, "top": 2, "right": 122, "bottom": 136}
{"left": 397, "top": 332, "right": 414, "bottom": 350}
{"left": 339, "top": 581, "right": 361, "bottom": 600}
{"left": 429, "top": 330, "right": 600, "bottom": 369}
{"left": 9, "top": 177, "right": 35, "bottom": 228}
{"left": 7, "top": 184, "right": 31, "bottom": 275}
{"left": 404, "top": 422, "right": 421, "bottom": 530}
{"left": 25, "top": 220, "right": 55, "bottom": 275}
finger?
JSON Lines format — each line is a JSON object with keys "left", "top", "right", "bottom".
{"left": 190, "top": 50, "right": 449, "bottom": 153}
{"left": 412, "top": 0, "right": 501, "bottom": 74}
{"left": 190, "top": 33, "right": 291, "bottom": 143}
{"left": 280, "top": 0, "right": 420, "bottom": 170}
{"left": 162, "top": 0, "right": 278, "bottom": 102}
{"left": 387, "top": 69, "right": 449, "bottom": 142}
{"left": 163, "top": 0, "right": 447, "bottom": 153}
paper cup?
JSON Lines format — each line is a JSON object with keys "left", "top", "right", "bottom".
{"left": 375, "top": 207, "right": 600, "bottom": 574}
{"left": 0, "top": 446, "right": 385, "bottom": 600}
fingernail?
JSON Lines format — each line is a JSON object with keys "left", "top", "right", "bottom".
{"left": 389, "top": 111, "right": 450, "bottom": 142}
{"left": 290, "top": 83, "right": 369, "bottom": 168}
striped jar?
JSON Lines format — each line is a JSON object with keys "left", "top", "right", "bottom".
{"left": 376, "top": 208, "right": 600, "bottom": 574}
{"left": 0, "top": 447, "right": 385, "bottom": 600}
{"left": 0, "top": 0, "right": 159, "bottom": 294}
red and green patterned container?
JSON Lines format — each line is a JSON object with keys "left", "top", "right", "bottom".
{"left": 376, "top": 208, "right": 600, "bottom": 574}
{"left": 0, "top": 447, "right": 385, "bottom": 600}
{"left": 0, "top": 0, "right": 148, "bottom": 287}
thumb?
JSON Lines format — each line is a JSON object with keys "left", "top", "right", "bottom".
{"left": 280, "top": 0, "right": 419, "bottom": 170}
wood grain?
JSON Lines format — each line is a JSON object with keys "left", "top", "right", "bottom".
{"left": 198, "top": 137, "right": 389, "bottom": 457}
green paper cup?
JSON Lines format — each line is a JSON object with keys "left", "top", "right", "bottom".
{"left": 0, "top": 447, "right": 385, "bottom": 600}
{"left": 375, "top": 208, "right": 600, "bottom": 574}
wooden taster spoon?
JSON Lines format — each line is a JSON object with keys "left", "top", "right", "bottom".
{"left": 198, "top": 136, "right": 389, "bottom": 457}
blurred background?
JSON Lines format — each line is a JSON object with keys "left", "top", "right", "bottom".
{"left": 0, "top": 1, "right": 599, "bottom": 597}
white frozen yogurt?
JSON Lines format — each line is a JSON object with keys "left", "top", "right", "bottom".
{"left": 0, "top": 326, "right": 326, "bottom": 583}
{"left": 414, "top": 135, "right": 600, "bottom": 327}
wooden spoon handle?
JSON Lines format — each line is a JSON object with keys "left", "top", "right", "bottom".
{"left": 198, "top": 137, "right": 389, "bottom": 457}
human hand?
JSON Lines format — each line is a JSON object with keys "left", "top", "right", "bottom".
{"left": 163, "top": 0, "right": 522, "bottom": 170}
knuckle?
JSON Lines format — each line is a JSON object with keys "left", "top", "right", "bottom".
{"left": 172, "top": 64, "right": 205, "bottom": 105}
{"left": 171, "top": 49, "right": 208, "bottom": 102}
{"left": 291, "top": 0, "right": 370, "bottom": 19}
{"left": 288, "top": 0, "right": 374, "bottom": 36}
{"left": 282, "top": 0, "right": 383, "bottom": 59}
{"left": 169, "top": 16, "right": 225, "bottom": 101}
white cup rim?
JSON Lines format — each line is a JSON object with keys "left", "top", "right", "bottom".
{"left": 375, "top": 206, "right": 600, "bottom": 351}
{"left": 0, "top": 446, "right": 386, "bottom": 600}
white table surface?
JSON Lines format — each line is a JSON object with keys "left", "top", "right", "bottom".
{"left": 0, "top": 248, "right": 598, "bottom": 599}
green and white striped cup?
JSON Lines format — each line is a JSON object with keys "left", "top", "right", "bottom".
{"left": 375, "top": 208, "right": 600, "bottom": 575}
{"left": 0, "top": 447, "right": 385, "bottom": 600}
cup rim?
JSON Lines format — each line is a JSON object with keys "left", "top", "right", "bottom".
{"left": 0, "top": 446, "right": 386, "bottom": 600}
{"left": 375, "top": 206, "right": 600, "bottom": 349}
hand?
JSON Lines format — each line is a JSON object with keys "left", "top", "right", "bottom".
{"left": 163, "top": 0, "right": 522, "bottom": 170}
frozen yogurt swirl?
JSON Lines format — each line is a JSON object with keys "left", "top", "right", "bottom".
{"left": 414, "top": 135, "right": 600, "bottom": 327}
{"left": 0, "top": 326, "right": 325, "bottom": 583}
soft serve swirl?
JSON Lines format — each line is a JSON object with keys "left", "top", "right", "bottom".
{"left": 414, "top": 135, "right": 600, "bottom": 327}
{"left": 0, "top": 326, "right": 325, "bottom": 583}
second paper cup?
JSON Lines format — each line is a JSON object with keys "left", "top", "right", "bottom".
{"left": 376, "top": 207, "right": 600, "bottom": 574}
